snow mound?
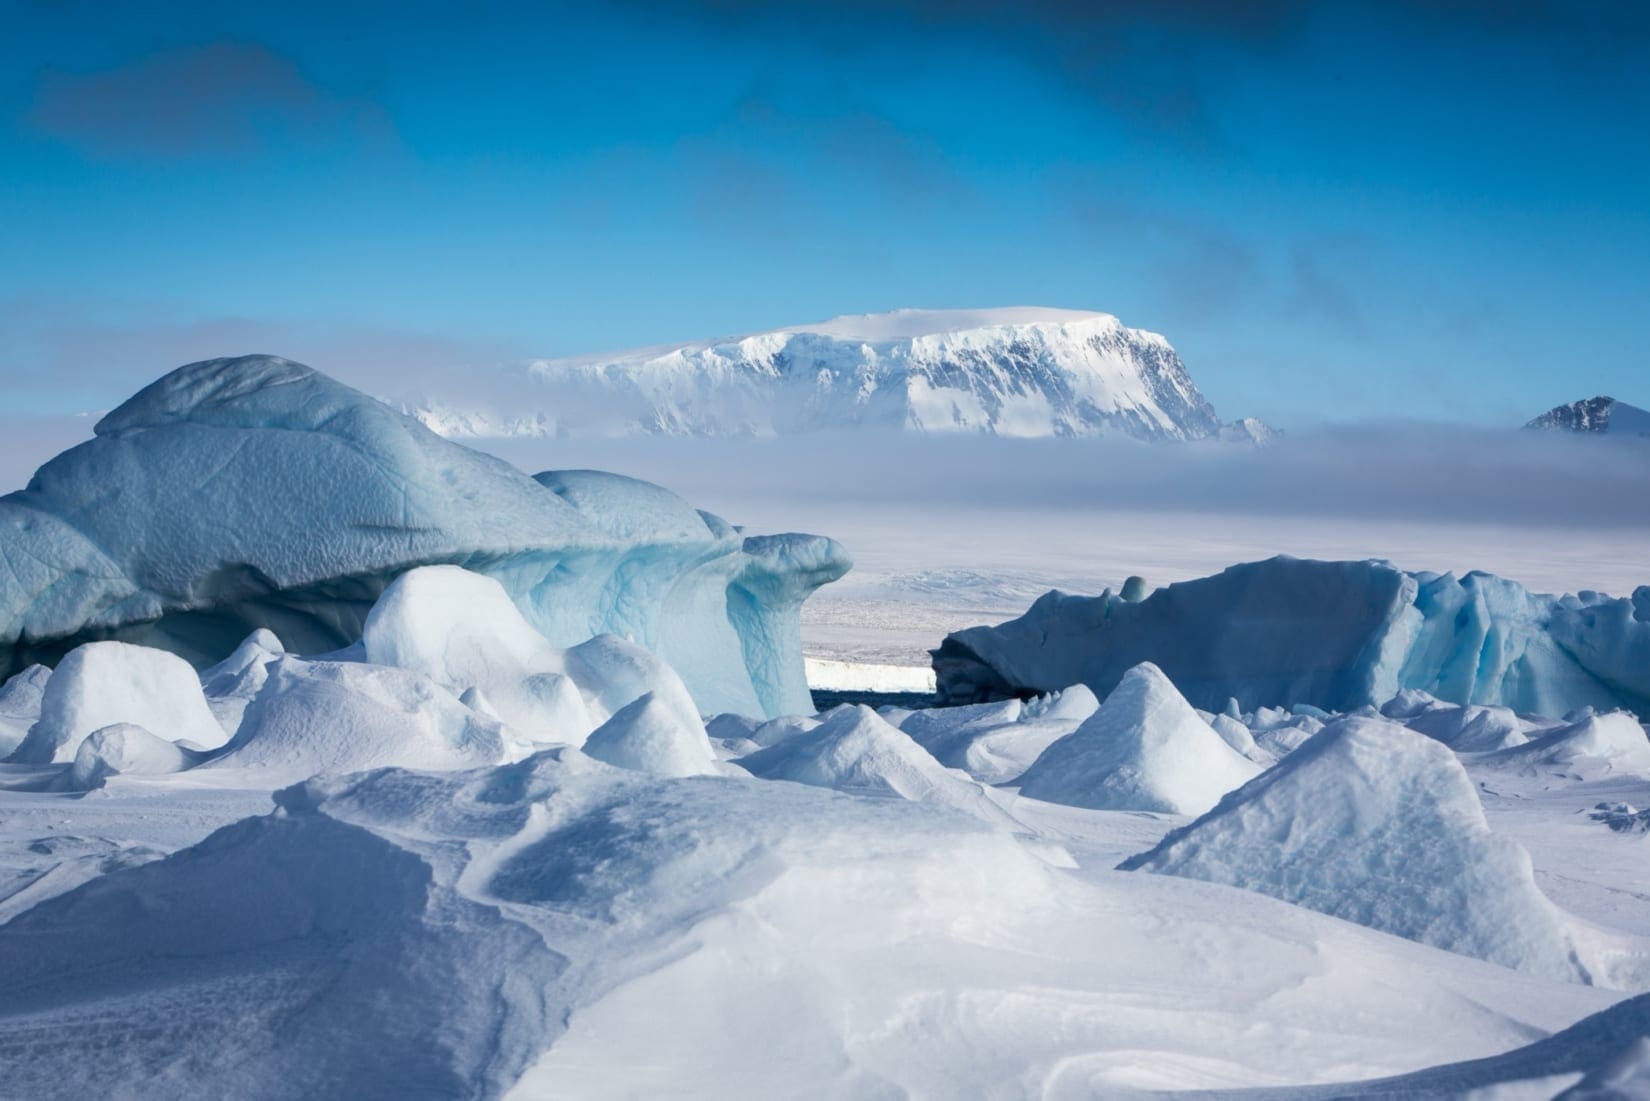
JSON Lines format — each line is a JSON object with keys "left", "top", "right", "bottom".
{"left": 199, "top": 628, "right": 285, "bottom": 737}
{"left": 0, "top": 663, "right": 50, "bottom": 757}
{"left": 1389, "top": 695, "right": 1530, "bottom": 753}
{"left": 1122, "top": 715, "right": 1640, "bottom": 985}
{"left": 1017, "top": 663, "right": 1261, "bottom": 815}
{"left": 897, "top": 689, "right": 1098, "bottom": 785}
{"left": 935, "top": 555, "right": 1650, "bottom": 720}
{"left": 1482, "top": 711, "right": 1650, "bottom": 774}
{"left": 362, "top": 565, "right": 596, "bottom": 744}
{"left": 0, "top": 355, "right": 847, "bottom": 718}
{"left": 582, "top": 691, "right": 717, "bottom": 778}
{"left": 8, "top": 641, "right": 227, "bottom": 764}
{"left": 737, "top": 704, "right": 1008, "bottom": 822}
{"left": 203, "top": 657, "right": 510, "bottom": 782}
{"left": 62, "top": 723, "right": 198, "bottom": 791}
{"left": 404, "top": 307, "right": 1268, "bottom": 442}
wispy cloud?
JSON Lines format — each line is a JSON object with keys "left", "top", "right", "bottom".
{"left": 24, "top": 40, "right": 392, "bottom": 158}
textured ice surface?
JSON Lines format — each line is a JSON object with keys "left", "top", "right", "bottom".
{"left": 936, "top": 555, "right": 1650, "bottom": 719}
{"left": 1017, "top": 663, "right": 1261, "bottom": 815}
{"left": 8, "top": 641, "right": 227, "bottom": 764}
{"left": 0, "top": 356, "right": 846, "bottom": 717}
{"left": 1122, "top": 715, "right": 1648, "bottom": 986}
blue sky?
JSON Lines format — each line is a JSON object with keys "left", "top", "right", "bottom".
{"left": 2, "top": 0, "right": 1647, "bottom": 426}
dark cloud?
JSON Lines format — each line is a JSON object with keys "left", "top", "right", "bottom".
{"left": 23, "top": 40, "right": 390, "bottom": 158}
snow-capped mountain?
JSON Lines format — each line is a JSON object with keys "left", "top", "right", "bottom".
{"left": 405, "top": 307, "right": 1266, "bottom": 442}
{"left": 1526, "top": 395, "right": 1650, "bottom": 437}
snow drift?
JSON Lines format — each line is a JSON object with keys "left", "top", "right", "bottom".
{"left": 0, "top": 355, "right": 847, "bottom": 717}
{"left": 1121, "top": 715, "right": 1644, "bottom": 986}
{"left": 935, "top": 555, "right": 1650, "bottom": 720}
{"left": 1016, "top": 663, "right": 1261, "bottom": 815}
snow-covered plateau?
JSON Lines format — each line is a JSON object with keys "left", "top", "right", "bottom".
{"left": 401, "top": 306, "right": 1270, "bottom": 442}
{"left": 3, "top": 358, "right": 1650, "bottom": 1098}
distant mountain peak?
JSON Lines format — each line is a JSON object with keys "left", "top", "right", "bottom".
{"left": 404, "top": 307, "right": 1268, "bottom": 444}
{"left": 1526, "top": 396, "right": 1650, "bottom": 437}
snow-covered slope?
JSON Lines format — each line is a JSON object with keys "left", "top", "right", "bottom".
{"left": 1527, "top": 396, "right": 1650, "bottom": 438}
{"left": 405, "top": 307, "right": 1264, "bottom": 442}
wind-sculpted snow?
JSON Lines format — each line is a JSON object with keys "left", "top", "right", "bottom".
{"left": 407, "top": 307, "right": 1267, "bottom": 442}
{"left": 8, "top": 641, "right": 227, "bottom": 764}
{"left": 935, "top": 555, "right": 1650, "bottom": 720}
{"left": 0, "top": 747, "right": 1616, "bottom": 1098}
{"left": 0, "top": 355, "right": 847, "bottom": 717}
{"left": 1121, "top": 716, "right": 1650, "bottom": 988}
{"left": 1017, "top": 663, "right": 1261, "bottom": 815}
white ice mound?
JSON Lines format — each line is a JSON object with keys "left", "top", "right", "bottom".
{"left": 1382, "top": 689, "right": 1530, "bottom": 753}
{"left": 363, "top": 565, "right": 595, "bottom": 743}
{"left": 935, "top": 555, "right": 1650, "bottom": 720}
{"left": 200, "top": 627, "right": 285, "bottom": 737}
{"left": 738, "top": 704, "right": 1008, "bottom": 822}
{"left": 0, "top": 663, "right": 50, "bottom": 757}
{"left": 582, "top": 691, "right": 717, "bottom": 777}
{"left": 1482, "top": 711, "right": 1650, "bottom": 774}
{"left": 0, "top": 355, "right": 848, "bottom": 718}
{"left": 1121, "top": 715, "right": 1627, "bottom": 985}
{"left": 63, "top": 723, "right": 197, "bottom": 791}
{"left": 204, "top": 657, "right": 509, "bottom": 782}
{"left": 898, "top": 688, "right": 1097, "bottom": 785}
{"left": 1016, "top": 663, "right": 1261, "bottom": 815}
{"left": 8, "top": 641, "right": 227, "bottom": 764}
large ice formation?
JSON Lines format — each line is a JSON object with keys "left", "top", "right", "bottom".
{"left": 1016, "top": 663, "right": 1261, "bottom": 815}
{"left": 1121, "top": 716, "right": 1642, "bottom": 986}
{"left": 934, "top": 555, "right": 1650, "bottom": 719}
{"left": 0, "top": 356, "right": 847, "bottom": 717}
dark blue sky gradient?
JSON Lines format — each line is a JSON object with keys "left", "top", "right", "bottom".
{"left": 3, "top": 0, "right": 1647, "bottom": 425}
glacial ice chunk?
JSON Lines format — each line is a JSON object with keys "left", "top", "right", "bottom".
{"left": 0, "top": 355, "right": 847, "bottom": 718}
{"left": 935, "top": 556, "right": 1650, "bottom": 720}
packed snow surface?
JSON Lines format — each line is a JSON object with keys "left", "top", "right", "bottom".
{"left": 935, "top": 555, "right": 1650, "bottom": 719}
{"left": 1016, "top": 663, "right": 1261, "bottom": 815}
{"left": 0, "top": 356, "right": 847, "bottom": 718}
{"left": 405, "top": 307, "right": 1267, "bottom": 442}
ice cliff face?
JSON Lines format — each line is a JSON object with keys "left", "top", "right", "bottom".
{"left": 934, "top": 556, "right": 1650, "bottom": 720}
{"left": 1526, "top": 396, "right": 1650, "bottom": 437}
{"left": 0, "top": 356, "right": 848, "bottom": 717}
{"left": 407, "top": 307, "right": 1264, "bottom": 442}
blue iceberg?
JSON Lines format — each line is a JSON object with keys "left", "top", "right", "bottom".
{"left": 0, "top": 356, "right": 848, "bottom": 717}
{"left": 934, "top": 556, "right": 1650, "bottom": 719}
